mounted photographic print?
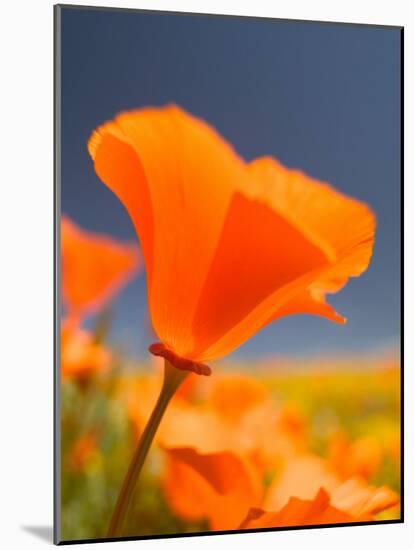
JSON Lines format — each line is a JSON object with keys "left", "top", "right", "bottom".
{"left": 54, "top": 4, "right": 403, "bottom": 544}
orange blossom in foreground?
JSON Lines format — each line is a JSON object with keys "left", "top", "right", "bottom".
{"left": 88, "top": 105, "right": 375, "bottom": 375}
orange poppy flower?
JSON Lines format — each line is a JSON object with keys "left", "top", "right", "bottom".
{"left": 163, "top": 447, "right": 263, "bottom": 530}
{"left": 328, "top": 431, "right": 383, "bottom": 480}
{"left": 263, "top": 454, "right": 399, "bottom": 519}
{"left": 61, "top": 215, "right": 140, "bottom": 320}
{"left": 162, "top": 447, "right": 398, "bottom": 531}
{"left": 61, "top": 320, "right": 110, "bottom": 380}
{"left": 88, "top": 105, "right": 375, "bottom": 374}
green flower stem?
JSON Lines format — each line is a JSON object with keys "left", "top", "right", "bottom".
{"left": 107, "top": 359, "right": 188, "bottom": 538}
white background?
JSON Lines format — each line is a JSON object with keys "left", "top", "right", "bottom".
{"left": 0, "top": 0, "right": 410, "bottom": 548}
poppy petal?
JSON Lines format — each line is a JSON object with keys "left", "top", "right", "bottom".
{"left": 89, "top": 105, "right": 248, "bottom": 359}
{"left": 190, "top": 189, "right": 329, "bottom": 358}
{"left": 61, "top": 216, "right": 139, "bottom": 319}
{"left": 240, "top": 489, "right": 356, "bottom": 529}
{"left": 265, "top": 288, "right": 346, "bottom": 325}
{"left": 198, "top": 158, "right": 374, "bottom": 361}
{"left": 330, "top": 478, "right": 399, "bottom": 518}
{"left": 163, "top": 447, "right": 262, "bottom": 530}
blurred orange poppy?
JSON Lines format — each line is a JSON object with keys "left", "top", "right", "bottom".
{"left": 61, "top": 215, "right": 140, "bottom": 321}
{"left": 162, "top": 447, "right": 398, "bottom": 530}
{"left": 328, "top": 431, "right": 383, "bottom": 480}
{"left": 264, "top": 454, "right": 398, "bottom": 519}
{"left": 163, "top": 447, "right": 263, "bottom": 530}
{"left": 61, "top": 320, "right": 110, "bottom": 380}
{"left": 88, "top": 105, "right": 375, "bottom": 374}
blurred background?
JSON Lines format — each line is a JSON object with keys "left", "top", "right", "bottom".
{"left": 60, "top": 6, "right": 401, "bottom": 361}
{"left": 58, "top": 6, "right": 401, "bottom": 542}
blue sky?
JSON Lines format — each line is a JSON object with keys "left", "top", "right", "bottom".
{"left": 60, "top": 7, "right": 401, "bottom": 360}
